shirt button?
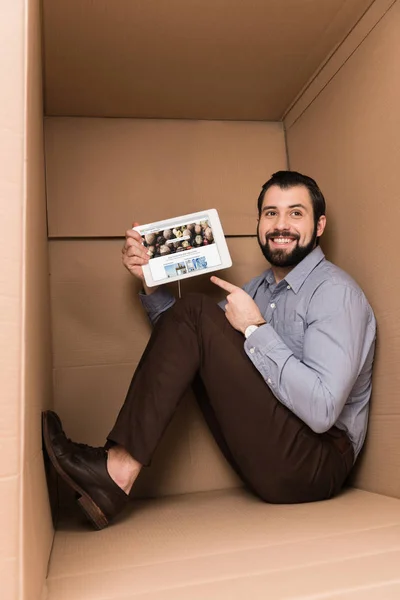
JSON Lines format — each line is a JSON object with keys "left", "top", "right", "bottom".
{"left": 267, "top": 378, "right": 272, "bottom": 384}
{"left": 287, "top": 285, "right": 291, "bottom": 289}
{"left": 270, "top": 303, "right": 276, "bottom": 308}
{"left": 249, "top": 348, "right": 255, "bottom": 354}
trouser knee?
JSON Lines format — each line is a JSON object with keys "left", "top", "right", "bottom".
{"left": 172, "top": 292, "right": 218, "bottom": 319}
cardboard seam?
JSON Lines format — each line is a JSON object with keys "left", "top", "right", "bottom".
{"left": 298, "top": 580, "right": 400, "bottom": 600}
{"left": 284, "top": 0, "right": 398, "bottom": 129}
{"left": 44, "top": 115, "right": 286, "bottom": 123}
{"left": 53, "top": 361, "right": 138, "bottom": 371}
{"left": 281, "top": 0, "right": 377, "bottom": 121}
{"left": 19, "top": 1, "right": 29, "bottom": 598}
{"left": 283, "top": 120, "right": 291, "bottom": 171}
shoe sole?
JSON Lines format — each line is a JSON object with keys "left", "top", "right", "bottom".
{"left": 42, "top": 412, "right": 108, "bottom": 530}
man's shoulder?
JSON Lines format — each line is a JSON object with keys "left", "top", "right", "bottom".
{"left": 315, "top": 259, "right": 365, "bottom": 292}
{"left": 311, "top": 259, "right": 373, "bottom": 312}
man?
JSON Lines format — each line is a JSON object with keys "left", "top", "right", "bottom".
{"left": 43, "top": 171, "right": 376, "bottom": 530}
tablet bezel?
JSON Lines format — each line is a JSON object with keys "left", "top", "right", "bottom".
{"left": 133, "top": 208, "right": 232, "bottom": 287}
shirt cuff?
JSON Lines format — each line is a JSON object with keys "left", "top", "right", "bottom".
{"left": 244, "top": 323, "right": 283, "bottom": 354}
{"left": 139, "top": 286, "right": 175, "bottom": 323}
{"left": 244, "top": 323, "right": 294, "bottom": 399}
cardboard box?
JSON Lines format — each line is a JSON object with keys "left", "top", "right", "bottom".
{"left": 2, "top": 1, "right": 400, "bottom": 598}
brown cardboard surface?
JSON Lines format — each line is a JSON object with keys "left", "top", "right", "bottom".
{"left": 0, "top": 1, "right": 25, "bottom": 599}
{"left": 53, "top": 364, "right": 240, "bottom": 498}
{"left": 52, "top": 364, "right": 138, "bottom": 447}
{"left": 284, "top": 0, "right": 396, "bottom": 127}
{"left": 351, "top": 415, "right": 400, "bottom": 498}
{"left": 42, "top": 0, "right": 373, "bottom": 120}
{"left": 23, "top": 452, "right": 54, "bottom": 600}
{"left": 48, "top": 556, "right": 400, "bottom": 600}
{"left": 89, "top": 558, "right": 400, "bottom": 600}
{"left": 45, "top": 118, "right": 286, "bottom": 236}
{"left": 327, "top": 585, "right": 400, "bottom": 599}
{"left": 23, "top": 1, "right": 54, "bottom": 599}
{"left": 3, "top": 1, "right": 400, "bottom": 599}
{"left": 0, "top": 560, "right": 18, "bottom": 600}
{"left": 285, "top": 0, "right": 400, "bottom": 497}
{"left": 46, "top": 488, "right": 400, "bottom": 599}
{"left": 0, "top": 480, "right": 19, "bottom": 598}
{"left": 11, "top": 2, "right": 400, "bottom": 599}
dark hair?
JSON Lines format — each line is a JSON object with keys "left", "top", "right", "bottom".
{"left": 257, "top": 171, "right": 326, "bottom": 224}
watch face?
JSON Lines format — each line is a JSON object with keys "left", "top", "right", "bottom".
{"left": 245, "top": 325, "right": 259, "bottom": 339}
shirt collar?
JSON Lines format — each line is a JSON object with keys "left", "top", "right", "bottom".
{"left": 265, "top": 269, "right": 276, "bottom": 286}
{"left": 264, "top": 246, "right": 325, "bottom": 293}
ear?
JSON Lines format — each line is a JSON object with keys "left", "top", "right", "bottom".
{"left": 316, "top": 215, "right": 326, "bottom": 238}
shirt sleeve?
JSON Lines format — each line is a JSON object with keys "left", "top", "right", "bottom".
{"left": 139, "top": 287, "right": 176, "bottom": 325}
{"left": 244, "top": 283, "right": 375, "bottom": 433}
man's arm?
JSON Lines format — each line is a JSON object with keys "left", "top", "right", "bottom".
{"left": 139, "top": 287, "right": 176, "bottom": 325}
{"left": 145, "top": 274, "right": 256, "bottom": 324}
{"left": 122, "top": 223, "right": 176, "bottom": 324}
{"left": 243, "top": 283, "right": 375, "bottom": 433}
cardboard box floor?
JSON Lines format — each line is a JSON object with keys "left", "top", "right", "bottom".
{"left": 46, "top": 488, "right": 400, "bottom": 599}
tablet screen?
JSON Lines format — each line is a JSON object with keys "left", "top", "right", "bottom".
{"left": 139, "top": 213, "right": 222, "bottom": 282}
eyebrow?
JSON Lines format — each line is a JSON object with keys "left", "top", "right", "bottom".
{"left": 262, "top": 203, "right": 309, "bottom": 211}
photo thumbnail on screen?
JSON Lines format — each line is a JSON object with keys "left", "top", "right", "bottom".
{"left": 141, "top": 218, "right": 215, "bottom": 259}
{"left": 164, "top": 256, "right": 210, "bottom": 279}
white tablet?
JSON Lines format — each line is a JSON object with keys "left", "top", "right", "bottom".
{"left": 133, "top": 209, "right": 232, "bottom": 287}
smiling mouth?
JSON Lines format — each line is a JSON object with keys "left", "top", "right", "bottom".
{"left": 269, "top": 237, "right": 297, "bottom": 245}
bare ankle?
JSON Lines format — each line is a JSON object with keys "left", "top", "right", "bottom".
{"left": 107, "top": 445, "right": 142, "bottom": 494}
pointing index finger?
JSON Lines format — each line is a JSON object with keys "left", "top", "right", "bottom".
{"left": 210, "top": 276, "right": 238, "bottom": 294}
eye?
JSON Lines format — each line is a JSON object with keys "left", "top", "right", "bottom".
{"left": 264, "top": 210, "right": 276, "bottom": 217}
{"left": 291, "top": 210, "right": 302, "bottom": 217}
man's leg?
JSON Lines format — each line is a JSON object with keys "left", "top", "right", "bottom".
{"left": 107, "top": 293, "right": 354, "bottom": 504}
{"left": 43, "top": 293, "right": 353, "bottom": 529}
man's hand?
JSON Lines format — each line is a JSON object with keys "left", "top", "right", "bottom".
{"left": 122, "top": 222, "right": 158, "bottom": 294}
{"left": 211, "top": 276, "right": 265, "bottom": 334}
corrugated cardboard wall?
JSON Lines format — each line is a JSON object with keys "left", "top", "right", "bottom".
{"left": 46, "top": 119, "right": 287, "bottom": 497}
{"left": 0, "top": 3, "right": 24, "bottom": 597}
{"left": 23, "top": 1, "right": 54, "bottom": 599}
{"left": 285, "top": 0, "right": 400, "bottom": 498}
{"left": 42, "top": 0, "right": 374, "bottom": 121}
{"left": 45, "top": 118, "right": 285, "bottom": 237}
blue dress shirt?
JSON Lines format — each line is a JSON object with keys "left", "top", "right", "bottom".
{"left": 140, "top": 247, "right": 376, "bottom": 460}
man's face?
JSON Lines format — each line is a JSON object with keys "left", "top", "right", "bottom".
{"left": 257, "top": 185, "right": 326, "bottom": 268}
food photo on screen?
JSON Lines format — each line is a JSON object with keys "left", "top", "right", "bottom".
{"left": 141, "top": 218, "right": 214, "bottom": 259}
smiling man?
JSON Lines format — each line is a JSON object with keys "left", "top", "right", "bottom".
{"left": 43, "top": 171, "right": 376, "bottom": 530}
{"left": 258, "top": 183, "right": 325, "bottom": 271}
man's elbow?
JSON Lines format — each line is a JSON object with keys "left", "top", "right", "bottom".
{"left": 308, "top": 420, "right": 332, "bottom": 434}
{"left": 306, "top": 387, "right": 345, "bottom": 434}
{"left": 307, "top": 410, "right": 339, "bottom": 434}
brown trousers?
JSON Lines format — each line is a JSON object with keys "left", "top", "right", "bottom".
{"left": 107, "top": 293, "right": 354, "bottom": 503}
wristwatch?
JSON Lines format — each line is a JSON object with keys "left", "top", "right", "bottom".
{"left": 244, "top": 321, "right": 266, "bottom": 339}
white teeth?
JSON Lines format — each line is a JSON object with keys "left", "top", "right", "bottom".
{"left": 272, "top": 238, "right": 293, "bottom": 244}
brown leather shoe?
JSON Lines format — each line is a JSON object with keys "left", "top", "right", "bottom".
{"left": 42, "top": 410, "right": 129, "bottom": 529}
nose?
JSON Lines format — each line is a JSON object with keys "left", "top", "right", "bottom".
{"left": 275, "top": 213, "right": 290, "bottom": 231}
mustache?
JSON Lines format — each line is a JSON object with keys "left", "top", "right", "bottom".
{"left": 265, "top": 230, "right": 300, "bottom": 241}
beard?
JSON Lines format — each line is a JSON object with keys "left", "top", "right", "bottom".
{"left": 257, "top": 223, "right": 318, "bottom": 268}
